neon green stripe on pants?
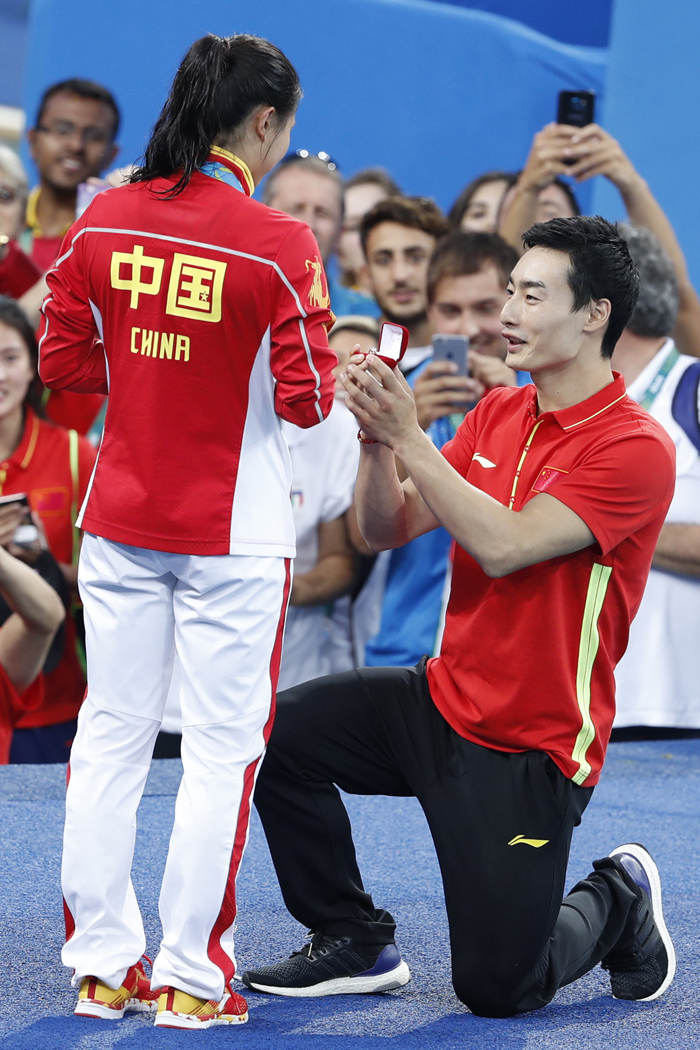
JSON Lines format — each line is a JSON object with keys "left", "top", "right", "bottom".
{"left": 571, "top": 563, "right": 612, "bottom": 786}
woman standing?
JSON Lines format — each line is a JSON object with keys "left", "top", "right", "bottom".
{"left": 40, "top": 34, "right": 336, "bottom": 1029}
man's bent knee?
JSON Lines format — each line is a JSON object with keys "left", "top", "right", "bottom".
{"left": 453, "top": 971, "right": 548, "bottom": 1018}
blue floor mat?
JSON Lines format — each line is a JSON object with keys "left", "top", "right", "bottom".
{"left": 1, "top": 739, "right": 698, "bottom": 1049}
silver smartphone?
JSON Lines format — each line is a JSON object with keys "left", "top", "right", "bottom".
{"left": 432, "top": 334, "right": 469, "bottom": 376}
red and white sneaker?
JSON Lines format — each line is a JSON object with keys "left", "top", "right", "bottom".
{"left": 75, "top": 958, "right": 158, "bottom": 1019}
{"left": 154, "top": 985, "right": 249, "bottom": 1029}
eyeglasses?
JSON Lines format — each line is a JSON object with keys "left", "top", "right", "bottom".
{"left": 35, "top": 121, "right": 112, "bottom": 147}
{"left": 0, "top": 186, "right": 21, "bottom": 205}
{"left": 284, "top": 149, "right": 339, "bottom": 172}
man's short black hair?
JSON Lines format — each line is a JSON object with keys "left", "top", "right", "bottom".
{"left": 522, "top": 216, "right": 639, "bottom": 358}
{"left": 36, "top": 78, "right": 121, "bottom": 140}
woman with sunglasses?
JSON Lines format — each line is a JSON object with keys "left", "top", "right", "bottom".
{"left": 40, "top": 33, "right": 336, "bottom": 1029}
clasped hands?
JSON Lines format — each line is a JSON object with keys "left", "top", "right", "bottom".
{"left": 341, "top": 352, "right": 419, "bottom": 450}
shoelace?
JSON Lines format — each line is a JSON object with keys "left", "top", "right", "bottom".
{"left": 291, "top": 933, "right": 346, "bottom": 960}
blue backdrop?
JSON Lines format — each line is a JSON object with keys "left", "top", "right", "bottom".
{"left": 591, "top": 0, "right": 700, "bottom": 289}
{"left": 21, "top": 0, "right": 700, "bottom": 288}
{"left": 22, "top": 0, "right": 605, "bottom": 218}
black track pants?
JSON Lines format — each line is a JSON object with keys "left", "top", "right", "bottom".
{"left": 254, "top": 662, "right": 639, "bottom": 1017}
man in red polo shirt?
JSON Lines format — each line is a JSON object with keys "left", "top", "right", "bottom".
{"left": 243, "top": 217, "right": 677, "bottom": 1016}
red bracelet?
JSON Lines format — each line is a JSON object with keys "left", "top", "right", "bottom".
{"left": 357, "top": 429, "right": 377, "bottom": 445}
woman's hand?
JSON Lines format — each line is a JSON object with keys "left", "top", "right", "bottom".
{"left": 0, "top": 502, "right": 26, "bottom": 549}
{"left": 6, "top": 510, "right": 47, "bottom": 567}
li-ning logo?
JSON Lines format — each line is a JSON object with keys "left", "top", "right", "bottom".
{"left": 305, "top": 257, "right": 330, "bottom": 309}
{"left": 472, "top": 453, "right": 496, "bottom": 468}
{"left": 508, "top": 835, "right": 549, "bottom": 848}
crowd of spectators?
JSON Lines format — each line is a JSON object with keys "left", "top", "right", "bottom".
{"left": 1, "top": 71, "right": 699, "bottom": 763}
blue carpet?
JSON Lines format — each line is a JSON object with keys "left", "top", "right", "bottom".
{"left": 1, "top": 740, "right": 699, "bottom": 1049}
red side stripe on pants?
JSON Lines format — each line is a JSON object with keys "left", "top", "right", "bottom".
{"left": 264, "top": 558, "right": 292, "bottom": 743}
{"left": 63, "top": 757, "right": 76, "bottom": 942}
{"left": 206, "top": 559, "right": 292, "bottom": 981}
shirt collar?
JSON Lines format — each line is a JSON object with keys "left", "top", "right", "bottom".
{"left": 201, "top": 147, "right": 254, "bottom": 197}
{"left": 527, "top": 372, "right": 628, "bottom": 431}
{"left": 25, "top": 187, "right": 72, "bottom": 239}
{"left": 5, "top": 408, "right": 40, "bottom": 472}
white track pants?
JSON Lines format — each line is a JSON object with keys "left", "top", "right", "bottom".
{"left": 61, "top": 534, "right": 290, "bottom": 1000}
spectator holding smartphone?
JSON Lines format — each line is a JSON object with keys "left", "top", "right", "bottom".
{"left": 500, "top": 122, "right": 700, "bottom": 362}
{"left": 448, "top": 171, "right": 517, "bottom": 234}
{"left": 498, "top": 124, "right": 582, "bottom": 251}
{"left": 0, "top": 297, "right": 96, "bottom": 763}
{"left": 0, "top": 540, "right": 65, "bottom": 763}
{"left": 562, "top": 125, "right": 700, "bottom": 362}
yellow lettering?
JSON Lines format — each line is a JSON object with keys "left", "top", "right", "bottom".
{"left": 110, "top": 245, "right": 164, "bottom": 309}
{"left": 166, "top": 253, "right": 226, "bottom": 322}
{"left": 175, "top": 335, "right": 190, "bottom": 362}
{"left": 131, "top": 328, "right": 189, "bottom": 364}
{"left": 159, "top": 332, "right": 173, "bottom": 359}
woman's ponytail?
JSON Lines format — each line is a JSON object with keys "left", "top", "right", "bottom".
{"left": 131, "top": 33, "right": 301, "bottom": 196}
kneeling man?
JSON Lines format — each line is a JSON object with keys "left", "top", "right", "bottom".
{"left": 243, "top": 217, "right": 676, "bottom": 1017}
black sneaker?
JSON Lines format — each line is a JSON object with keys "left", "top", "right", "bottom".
{"left": 602, "top": 842, "right": 676, "bottom": 1001}
{"left": 241, "top": 933, "right": 411, "bottom": 997}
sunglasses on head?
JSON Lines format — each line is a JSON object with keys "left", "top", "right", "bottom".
{"left": 283, "top": 149, "right": 340, "bottom": 172}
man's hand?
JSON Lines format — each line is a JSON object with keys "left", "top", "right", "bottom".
{"left": 413, "top": 360, "right": 482, "bottom": 430}
{"left": 565, "top": 125, "right": 642, "bottom": 194}
{"left": 342, "top": 353, "right": 421, "bottom": 449}
{"left": 469, "top": 351, "right": 518, "bottom": 390}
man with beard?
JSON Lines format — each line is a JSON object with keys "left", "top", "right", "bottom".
{"left": 359, "top": 196, "right": 449, "bottom": 375}
{"left": 26, "top": 79, "right": 120, "bottom": 273}
{"left": 25, "top": 79, "right": 120, "bottom": 436}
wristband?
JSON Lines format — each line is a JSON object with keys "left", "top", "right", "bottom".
{"left": 357, "top": 429, "right": 377, "bottom": 445}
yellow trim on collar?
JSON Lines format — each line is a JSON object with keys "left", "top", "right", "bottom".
{"left": 209, "top": 146, "right": 255, "bottom": 195}
{"left": 19, "top": 412, "right": 41, "bottom": 470}
{"left": 24, "top": 185, "right": 72, "bottom": 238}
{"left": 25, "top": 187, "right": 42, "bottom": 235}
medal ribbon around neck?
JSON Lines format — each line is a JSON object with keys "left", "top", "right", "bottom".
{"left": 636, "top": 345, "right": 680, "bottom": 411}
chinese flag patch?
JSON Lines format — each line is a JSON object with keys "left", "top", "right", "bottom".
{"left": 532, "top": 466, "right": 568, "bottom": 494}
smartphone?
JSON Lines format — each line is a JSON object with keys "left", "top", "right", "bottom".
{"left": 0, "top": 493, "right": 29, "bottom": 509}
{"left": 432, "top": 334, "right": 469, "bottom": 377}
{"left": 76, "top": 180, "right": 108, "bottom": 219}
{"left": 557, "top": 90, "right": 595, "bottom": 129}
{"left": 12, "top": 523, "right": 40, "bottom": 548}
{"left": 372, "top": 322, "right": 409, "bottom": 368}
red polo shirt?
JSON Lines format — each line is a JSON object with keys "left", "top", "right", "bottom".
{"left": 0, "top": 665, "right": 43, "bottom": 764}
{"left": 427, "top": 374, "right": 675, "bottom": 786}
